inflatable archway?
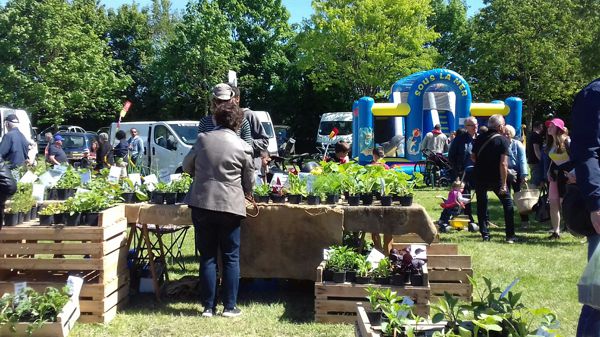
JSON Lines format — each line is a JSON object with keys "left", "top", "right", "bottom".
{"left": 354, "top": 69, "right": 522, "bottom": 165}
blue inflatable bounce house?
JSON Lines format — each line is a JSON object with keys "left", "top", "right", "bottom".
{"left": 352, "top": 69, "right": 522, "bottom": 171}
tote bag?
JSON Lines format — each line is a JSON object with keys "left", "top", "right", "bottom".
{"left": 514, "top": 183, "right": 539, "bottom": 215}
{"left": 578, "top": 247, "right": 600, "bottom": 310}
{"left": 534, "top": 185, "right": 550, "bottom": 222}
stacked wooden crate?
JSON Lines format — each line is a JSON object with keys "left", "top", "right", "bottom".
{"left": 314, "top": 261, "right": 431, "bottom": 324}
{"left": 0, "top": 205, "right": 129, "bottom": 323}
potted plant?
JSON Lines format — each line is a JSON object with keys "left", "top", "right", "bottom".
{"left": 322, "top": 173, "right": 343, "bottom": 204}
{"left": 253, "top": 184, "right": 271, "bottom": 203}
{"left": 76, "top": 191, "right": 116, "bottom": 226}
{"left": 358, "top": 171, "right": 378, "bottom": 206}
{"left": 372, "top": 257, "right": 392, "bottom": 284}
{"left": 307, "top": 175, "right": 327, "bottom": 205}
{"left": 395, "top": 172, "right": 424, "bottom": 207}
{"left": 286, "top": 173, "right": 307, "bottom": 204}
{"left": 3, "top": 206, "right": 18, "bottom": 226}
{"left": 55, "top": 167, "right": 81, "bottom": 200}
{"left": 355, "top": 255, "right": 372, "bottom": 284}
{"left": 162, "top": 182, "right": 177, "bottom": 204}
{"left": 150, "top": 182, "right": 169, "bottom": 204}
{"left": 341, "top": 174, "right": 361, "bottom": 206}
{"left": 172, "top": 173, "right": 192, "bottom": 203}
{"left": 120, "top": 178, "right": 138, "bottom": 203}
{"left": 38, "top": 204, "right": 60, "bottom": 226}
{"left": 270, "top": 179, "right": 287, "bottom": 204}
{"left": 63, "top": 197, "right": 83, "bottom": 226}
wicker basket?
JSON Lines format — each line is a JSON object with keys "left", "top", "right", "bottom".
{"left": 514, "top": 187, "right": 539, "bottom": 215}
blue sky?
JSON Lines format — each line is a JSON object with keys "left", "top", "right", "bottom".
{"left": 0, "top": 0, "right": 485, "bottom": 22}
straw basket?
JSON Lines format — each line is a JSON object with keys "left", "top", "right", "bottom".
{"left": 514, "top": 185, "right": 539, "bottom": 215}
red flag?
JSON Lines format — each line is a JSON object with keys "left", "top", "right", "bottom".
{"left": 328, "top": 127, "right": 339, "bottom": 139}
{"left": 120, "top": 100, "right": 132, "bottom": 118}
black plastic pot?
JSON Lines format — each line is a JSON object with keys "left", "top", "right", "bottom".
{"left": 53, "top": 213, "right": 66, "bottom": 225}
{"left": 355, "top": 276, "right": 371, "bottom": 284}
{"left": 30, "top": 207, "right": 37, "bottom": 220}
{"left": 361, "top": 193, "right": 374, "bottom": 206}
{"left": 46, "top": 188, "right": 57, "bottom": 200}
{"left": 17, "top": 212, "right": 24, "bottom": 224}
{"left": 255, "top": 195, "right": 270, "bottom": 203}
{"left": 323, "top": 269, "right": 334, "bottom": 282}
{"left": 270, "top": 194, "right": 286, "bottom": 203}
{"left": 39, "top": 214, "right": 53, "bottom": 226}
{"left": 65, "top": 213, "right": 81, "bottom": 226}
{"left": 66, "top": 189, "right": 77, "bottom": 199}
{"left": 374, "top": 191, "right": 382, "bottom": 200}
{"left": 23, "top": 211, "right": 30, "bottom": 222}
{"left": 56, "top": 188, "right": 68, "bottom": 200}
{"left": 390, "top": 274, "right": 407, "bottom": 286}
{"left": 84, "top": 212, "right": 100, "bottom": 226}
{"left": 410, "top": 273, "right": 424, "bottom": 286}
{"left": 150, "top": 192, "right": 165, "bottom": 204}
{"left": 347, "top": 195, "right": 360, "bottom": 206}
{"left": 380, "top": 195, "right": 393, "bottom": 206}
{"left": 332, "top": 271, "right": 346, "bottom": 283}
{"left": 121, "top": 192, "right": 135, "bottom": 203}
{"left": 176, "top": 192, "right": 187, "bottom": 203}
{"left": 374, "top": 276, "right": 390, "bottom": 285}
{"left": 325, "top": 194, "right": 340, "bottom": 204}
{"left": 4, "top": 213, "right": 18, "bottom": 226}
{"left": 163, "top": 192, "right": 177, "bottom": 205}
{"left": 399, "top": 195, "right": 413, "bottom": 206}
{"left": 288, "top": 194, "right": 303, "bottom": 204}
{"left": 366, "top": 311, "right": 382, "bottom": 326}
{"left": 345, "top": 270, "right": 357, "bottom": 283}
{"left": 307, "top": 195, "right": 321, "bottom": 205}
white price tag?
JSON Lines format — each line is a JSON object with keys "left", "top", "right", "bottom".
{"left": 19, "top": 171, "right": 37, "bottom": 184}
{"left": 269, "top": 173, "right": 288, "bottom": 188}
{"left": 79, "top": 170, "right": 92, "bottom": 185}
{"left": 32, "top": 184, "right": 45, "bottom": 201}
{"left": 66, "top": 275, "right": 84, "bottom": 299}
{"left": 108, "top": 166, "right": 121, "bottom": 184}
{"left": 75, "top": 188, "right": 91, "bottom": 195}
{"left": 14, "top": 282, "right": 27, "bottom": 296}
{"left": 366, "top": 249, "right": 385, "bottom": 267}
{"left": 170, "top": 174, "right": 182, "bottom": 182}
{"left": 128, "top": 173, "right": 142, "bottom": 187}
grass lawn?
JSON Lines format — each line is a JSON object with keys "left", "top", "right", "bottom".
{"left": 70, "top": 188, "right": 586, "bottom": 336}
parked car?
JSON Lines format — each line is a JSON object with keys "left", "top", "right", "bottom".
{"left": 56, "top": 132, "right": 99, "bottom": 164}
{"left": 36, "top": 125, "right": 86, "bottom": 154}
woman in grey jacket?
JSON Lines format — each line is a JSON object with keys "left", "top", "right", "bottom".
{"left": 183, "top": 101, "right": 255, "bottom": 318}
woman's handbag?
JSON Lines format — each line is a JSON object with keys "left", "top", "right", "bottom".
{"left": 533, "top": 185, "right": 550, "bottom": 222}
{"left": 578, "top": 247, "right": 600, "bottom": 310}
{"left": 514, "top": 183, "right": 539, "bottom": 215}
{"left": 0, "top": 160, "right": 16, "bottom": 197}
{"left": 563, "top": 184, "right": 596, "bottom": 236}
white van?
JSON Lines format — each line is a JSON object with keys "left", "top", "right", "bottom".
{"left": 252, "top": 110, "right": 278, "bottom": 156}
{"left": 316, "top": 112, "right": 353, "bottom": 149}
{"left": 0, "top": 107, "right": 37, "bottom": 160}
{"left": 110, "top": 121, "right": 198, "bottom": 175}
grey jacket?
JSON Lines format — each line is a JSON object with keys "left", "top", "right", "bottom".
{"left": 183, "top": 128, "right": 255, "bottom": 217}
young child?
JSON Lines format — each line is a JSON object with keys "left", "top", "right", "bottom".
{"left": 327, "top": 141, "right": 350, "bottom": 163}
{"left": 438, "top": 180, "right": 470, "bottom": 233}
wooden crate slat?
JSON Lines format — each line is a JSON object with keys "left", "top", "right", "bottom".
{"left": 315, "top": 283, "right": 430, "bottom": 303}
{"left": 317, "top": 299, "right": 429, "bottom": 314}
{"left": 392, "top": 234, "right": 439, "bottom": 243}
{"left": 0, "top": 257, "right": 104, "bottom": 270}
{"left": 429, "top": 269, "right": 473, "bottom": 283}
{"left": 102, "top": 218, "right": 128, "bottom": 241}
{"left": 81, "top": 272, "right": 129, "bottom": 300}
{"left": 78, "top": 294, "right": 128, "bottom": 324}
{"left": 391, "top": 243, "right": 459, "bottom": 255}
{"left": 427, "top": 255, "right": 472, "bottom": 270}
{"left": 98, "top": 205, "right": 125, "bottom": 227}
{"left": 315, "top": 313, "right": 357, "bottom": 324}
{"left": 430, "top": 283, "right": 472, "bottom": 297}
{"left": 0, "top": 242, "right": 102, "bottom": 256}
{"left": 102, "top": 232, "right": 127, "bottom": 256}
{"left": 0, "top": 218, "right": 126, "bottom": 242}
{"left": 80, "top": 280, "right": 129, "bottom": 313}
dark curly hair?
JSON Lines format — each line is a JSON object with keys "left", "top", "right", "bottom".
{"left": 115, "top": 130, "right": 127, "bottom": 140}
{"left": 214, "top": 101, "right": 243, "bottom": 131}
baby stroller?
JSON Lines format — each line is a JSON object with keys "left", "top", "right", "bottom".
{"left": 418, "top": 149, "right": 453, "bottom": 187}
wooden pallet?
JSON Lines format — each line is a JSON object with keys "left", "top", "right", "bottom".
{"left": 392, "top": 242, "right": 473, "bottom": 302}
{"left": 0, "top": 205, "right": 129, "bottom": 324}
{"left": 315, "top": 261, "right": 431, "bottom": 324}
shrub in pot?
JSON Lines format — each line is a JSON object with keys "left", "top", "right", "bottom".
{"left": 372, "top": 257, "right": 391, "bottom": 284}
{"left": 355, "top": 255, "right": 372, "bottom": 284}
{"left": 270, "top": 180, "right": 287, "bottom": 203}
{"left": 286, "top": 173, "right": 307, "bottom": 204}
{"left": 3, "top": 207, "right": 18, "bottom": 226}
{"left": 171, "top": 173, "right": 192, "bottom": 203}
{"left": 38, "top": 205, "right": 57, "bottom": 226}
{"left": 307, "top": 174, "right": 327, "bottom": 206}
{"left": 55, "top": 166, "right": 81, "bottom": 199}
{"left": 253, "top": 184, "right": 271, "bottom": 203}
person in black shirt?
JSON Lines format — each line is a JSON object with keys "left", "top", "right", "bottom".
{"left": 472, "top": 114, "right": 516, "bottom": 243}
{"left": 526, "top": 121, "right": 544, "bottom": 187}
{"left": 46, "top": 134, "right": 68, "bottom": 165}
{"left": 95, "top": 133, "right": 113, "bottom": 170}
{"left": 113, "top": 130, "right": 129, "bottom": 163}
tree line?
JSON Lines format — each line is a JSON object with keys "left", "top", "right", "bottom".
{"left": 0, "top": 0, "right": 598, "bottom": 150}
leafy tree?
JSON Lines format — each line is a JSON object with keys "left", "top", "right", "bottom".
{"left": 429, "top": 0, "right": 472, "bottom": 74}
{"left": 151, "top": 0, "right": 240, "bottom": 118}
{"left": 0, "top": 0, "right": 131, "bottom": 126}
{"left": 297, "top": 0, "right": 439, "bottom": 98}
{"left": 215, "top": 0, "right": 294, "bottom": 110}
{"left": 468, "top": 0, "right": 585, "bottom": 122}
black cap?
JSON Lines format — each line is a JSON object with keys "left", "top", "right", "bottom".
{"left": 4, "top": 114, "right": 19, "bottom": 123}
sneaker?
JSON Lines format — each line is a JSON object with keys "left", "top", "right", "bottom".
{"left": 548, "top": 232, "right": 561, "bottom": 240}
{"left": 482, "top": 235, "right": 490, "bottom": 242}
{"left": 439, "top": 224, "right": 449, "bottom": 233}
{"left": 202, "top": 308, "right": 215, "bottom": 317}
{"left": 506, "top": 237, "right": 517, "bottom": 244}
{"left": 222, "top": 307, "right": 242, "bottom": 318}
{"left": 468, "top": 222, "right": 479, "bottom": 232}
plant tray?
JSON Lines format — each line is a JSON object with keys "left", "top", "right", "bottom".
{"left": 354, "top": 302, "right": 446, "bottom": 337}
{"left": 315, "top": 261, "right": 431, "bottom": 324}
{"left": 0, "top": 298, "right": 80, "bottom": 337}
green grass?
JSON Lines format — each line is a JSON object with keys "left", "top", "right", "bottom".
{"left": 70, "top": 189, "right": 586, "bottom": 336}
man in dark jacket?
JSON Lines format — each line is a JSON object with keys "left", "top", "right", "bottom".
{"left": 0, "top": 114, "right": 30, "bottom": 168}
{"left": 472, "top": 114, "right": 516, "bottom": 243}
{"left": 570, "top": 77, "right": 600, "bottom": 336}
{"left": 229, "top": 84, "right": 270, "bottom": 158}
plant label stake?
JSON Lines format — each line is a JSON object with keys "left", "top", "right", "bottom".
{"left": 323, "top": 127, "right": 339, "bottom": 160}
{"left": 500, "top": 278, "right": 520, "bottom": 299}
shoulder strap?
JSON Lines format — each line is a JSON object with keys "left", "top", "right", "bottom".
{"left": 477, "top": 134, "right": 501, "bottom": 158}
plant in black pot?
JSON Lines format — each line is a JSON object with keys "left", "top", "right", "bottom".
{"left": 372, "top": 257, "right": 392, "bottom": 284}
{"left": 270, "top": 177, "right": 287, "bottom": 204}
{"left": 358, "top": 170, "right": 378, "bottom": 206}
{"left": 120, "top": 178, "right": 139, "bottom": 203}
{"left": 162, "top": 182, "right": 178, "bottom": 204}
{"left": 150, "top": 182, "right": 169, "bottom": 204}
{"left": 286, "top": 173, "right": 307, "bottom": 204}
{"left": 323, "top": 173, "right": 343, "bottom": 205}
{"left": 253, "top": 184, "right": 271, "bottom": 203}
{"left": 63, "top": 197, "right": 83, "bottom": 226}
{"left": 341, "top": 173, "right": 361, "bottom": 206}
{"left": 75, "top": 190, "right": 116, "bottom": 226}
{"left": 355, "top": 255, "right": 372, "bottom": 284}
{"left": 55, "top": 166, "right": 81, "bottom": 200}
{"left": 307, "top": 175, "right": 327, "bottom": 206}
{"left": 38, "top": 204, "right": 62, "bottom": 226}
{"left": 172, "top": 173, "right": 192, "bottom": 203}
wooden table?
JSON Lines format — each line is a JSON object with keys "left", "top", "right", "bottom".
{"left": 124, "top": 202, "right": 437, "bottom": 300}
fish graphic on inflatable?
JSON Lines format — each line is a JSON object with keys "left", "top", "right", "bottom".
{"left": 407, "top": 128, "right": 421, "bottom": 155}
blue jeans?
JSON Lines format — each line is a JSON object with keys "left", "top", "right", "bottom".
{"left": 192, "top": 207, "right": 242, "bottom": 311}
{"left": 577, "top": 234, "right": 600, "bottom": 337}
{"left": 475, "top": 185, "right": 515, "bottom": 239}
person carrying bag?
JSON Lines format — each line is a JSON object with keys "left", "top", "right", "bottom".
{"left": 514, "top": 182, "right": 539, "bottom": 215}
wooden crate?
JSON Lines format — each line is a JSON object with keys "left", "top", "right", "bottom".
{"left": 0, "top": 205, "right": 129, "bottom": 323}
{"left": 354, "top": 303, "right": 446, "bottom": 337}
{"left": 315, "top": 261, "right": 431, "bottom": 324}
{"left": 392, "top": 242, "right": 473, "bottom": 302}
{"left": 0, "top": 298, "right": 80, "bottom": 337}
